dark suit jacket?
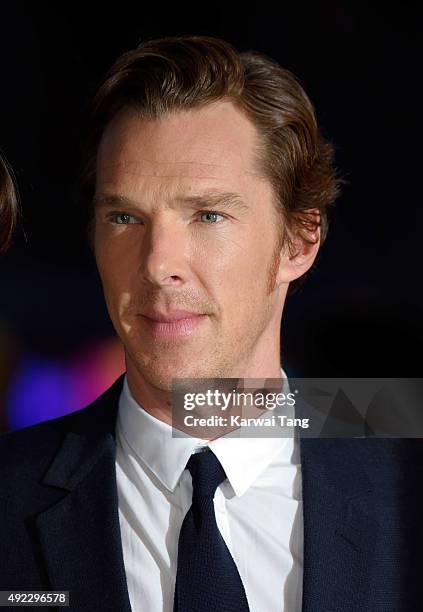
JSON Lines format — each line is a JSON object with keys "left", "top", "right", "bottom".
{"left": 0, "top": 373, "right": 422, "bottom": 611}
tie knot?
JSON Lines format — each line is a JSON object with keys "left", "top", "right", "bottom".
{"left": 186, "top": 449, "right": 227, "bottom": 498}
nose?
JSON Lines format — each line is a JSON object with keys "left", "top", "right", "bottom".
{"left": 139, "top": 216, "right": 189, "bottom": 287}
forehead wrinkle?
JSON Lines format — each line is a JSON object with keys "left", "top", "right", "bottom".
{"left": 100, "top": 172, "right": 231, "bottom": 180}
{"left": 115, "top": 158, "right": 230, "bottom": 168}
{"left": 99, "top": 155, "right": 256, "bottom": 175}
{"left": 98, "top": 165, "right": 262, "bottom": 180}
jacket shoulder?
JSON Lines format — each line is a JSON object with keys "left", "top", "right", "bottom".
{"left": 0, "top": 374, "right": 125, "bottom": 497}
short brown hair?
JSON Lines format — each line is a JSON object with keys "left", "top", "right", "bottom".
{"left": 80, "top": 34, "right": 341, "bottom": 294}
{"left": 0, "top": 154, "right": 18, "bottom": 253}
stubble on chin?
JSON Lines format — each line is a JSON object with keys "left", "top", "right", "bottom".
{"left": 126, "top": 333, "right": 239, "bottom": 393}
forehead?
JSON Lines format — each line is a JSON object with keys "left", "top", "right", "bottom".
{"left": 95, "top": 100, "right": 264, "bottom": 191}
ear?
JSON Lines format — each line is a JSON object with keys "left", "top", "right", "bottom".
{"left": 276, "top": 209, "right": 321, "bottom": 284}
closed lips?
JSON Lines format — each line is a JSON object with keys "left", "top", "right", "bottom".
{"left": 142, "top": 311, "right": 204, "bottom": 322}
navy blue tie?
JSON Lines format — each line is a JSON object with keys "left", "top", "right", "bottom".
{"left": 173, "top": 449, "right": 250, "bottom": 611}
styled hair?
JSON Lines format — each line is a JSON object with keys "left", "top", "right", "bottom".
{"left": 0, "top": 153, "right": 18, "bottom": 253}
{"left": 80, "top": 34, "right": 341, "bottom": 294}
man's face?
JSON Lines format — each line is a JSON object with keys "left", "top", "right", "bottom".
{"left": 94, "top": 100, "right": 289, "bottom": 391}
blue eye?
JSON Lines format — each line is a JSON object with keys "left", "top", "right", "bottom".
{"left": 200, "top": 211, "right": 225, "bottom": 224}
{"left": 113, "top": 213, "right": 138, "bottom": 224}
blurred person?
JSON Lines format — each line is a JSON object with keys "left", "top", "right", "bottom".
{"left": 0, "top": 153, "right": 18, "bottom": 252}
{"left": 0, "top": 153, "right": 18, "bottom": 431}
{"left": 0, "top": 35, "right": 421, "bottom": 612}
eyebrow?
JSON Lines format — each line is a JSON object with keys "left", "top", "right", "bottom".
{"left": 93, "top": 191, "right": 250, "bottom": 213}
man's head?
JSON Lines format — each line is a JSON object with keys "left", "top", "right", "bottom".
{"left": 82, "top": 35, "right": 340, "bottom": 390}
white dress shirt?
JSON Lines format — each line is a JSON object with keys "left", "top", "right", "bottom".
{"left": 115, "top": 369, "right": 303, "bottom": 611}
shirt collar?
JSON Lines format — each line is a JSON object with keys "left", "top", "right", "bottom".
{"left": 117, "top": 369, "right": 293, "bottom": 497}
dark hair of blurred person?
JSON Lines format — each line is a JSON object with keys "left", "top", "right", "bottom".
{"left": 0, "top": 153, "right": 18, "bottom": 252}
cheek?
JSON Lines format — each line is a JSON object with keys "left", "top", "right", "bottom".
{"left": 205, "top": 249, "right": 269, "bottom": 318}
{"left": 95, "top": 244, "right": 113, "bottom": 287}
{"left": 203, "top": 227, "right": 266, "bottom": 272}
{"left": 95, "top": 242, "right": 131, "bottom": 308}
{"left": 213, "top": 235, "right": 270, "bottom": 290}
{"left": 208, "top": 239, "right": 267, "bottom": 292}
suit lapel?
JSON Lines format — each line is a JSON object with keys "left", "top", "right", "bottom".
{"left": 300, "top": 437, "right": 378, "bottom": 612}
{"left": 34, "top": 375, "right": 132, "bottom": 612}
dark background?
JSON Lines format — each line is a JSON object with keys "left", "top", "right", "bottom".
{"left": 0, "top": 2, "right": 421, "bottom": 430}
